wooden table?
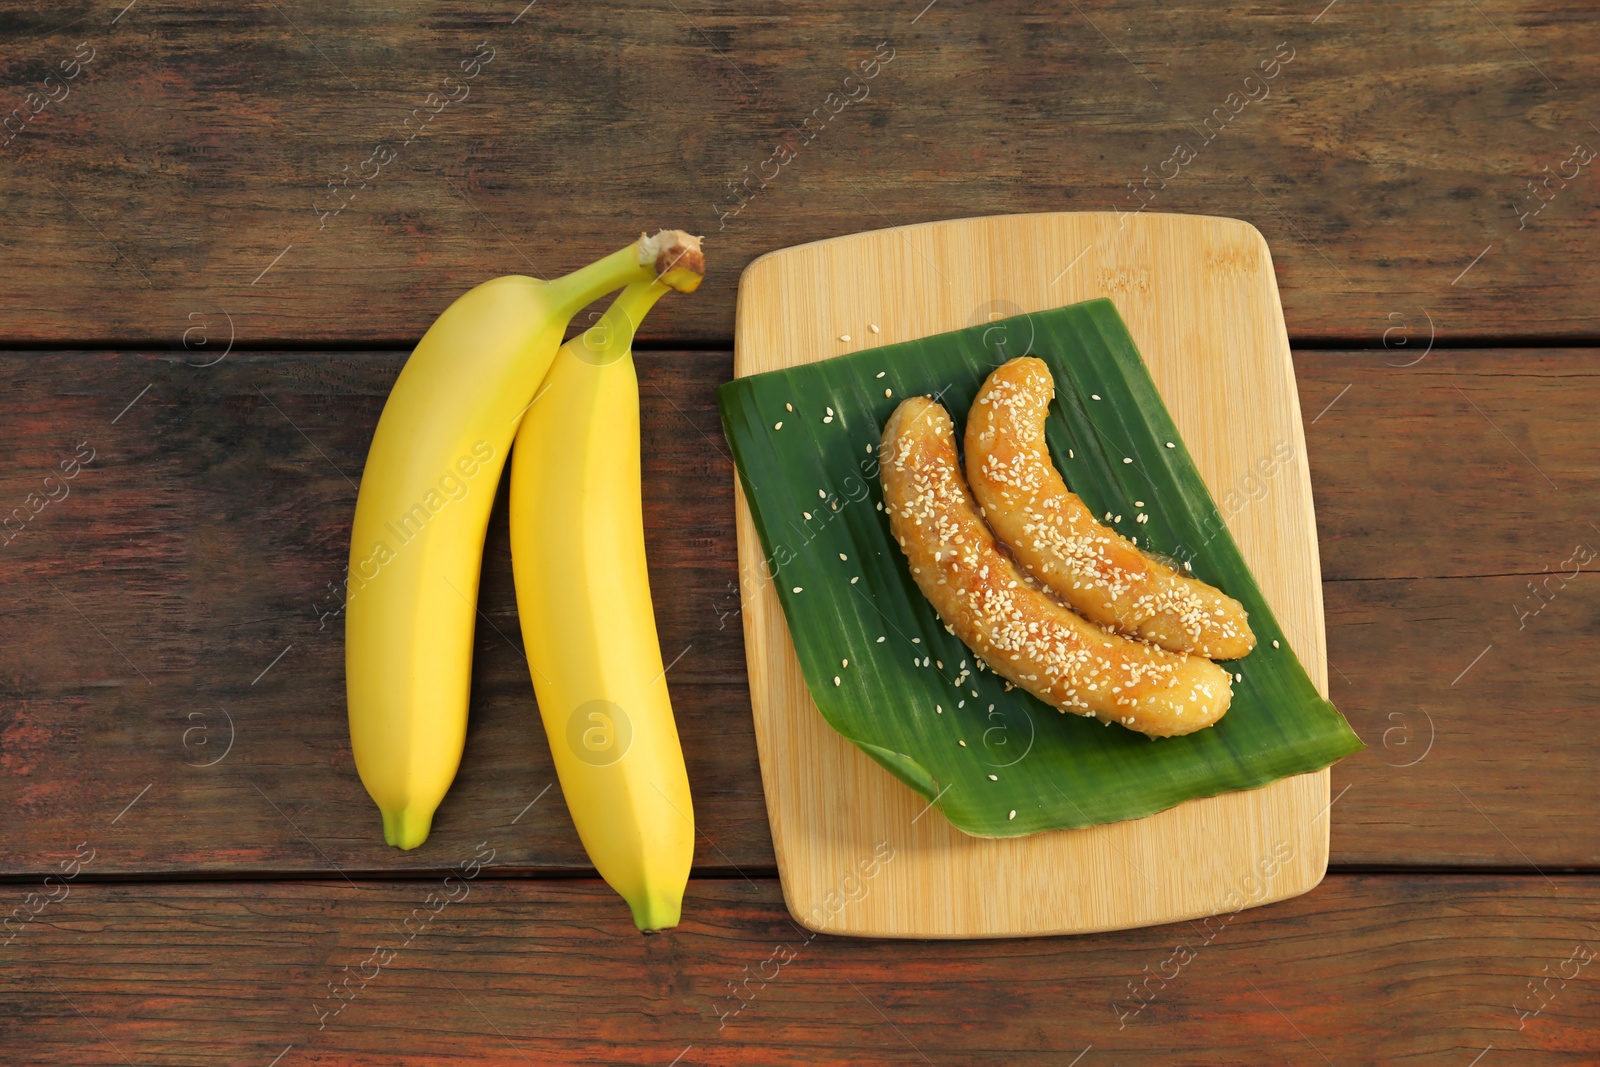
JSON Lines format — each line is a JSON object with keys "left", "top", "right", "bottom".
{"left": 1, "top": 2, "right": 1595, "bottom": 1062}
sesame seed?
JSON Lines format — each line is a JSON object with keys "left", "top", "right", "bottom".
{"left": 785, "top": 403, "right": 793, "bottom": 412}
{"left": 1122, "top": 457, "right": 1133, "bottom": 464}
{"left": 987, "top": 774, "right": 998, "bottom": 781}
{"left": 1091, "top": 394, "right": 1101, "bottom": 400}
{"left": 774, "top": 421, "right": 783, "bottom": 429}
{"left": 1235, "top": 673, "right": 1243, "bottom": 682}
{"left": 876, "top": 371, "right": 886, "bottom": 378}
{"left": 842, "top": 658, "right": 849, "bottom": 668}
{"left": 833, "top": 676, "right": 841, "bottom": 686}
{"left": 866, "top": 443, "right": 873, "bottom": 453}
{"left": 870, "top": 324, "right": 880, "bottom": 333}
{"left": 957, "top": 700, "right": 965, "bottom": 708}
{"left": 885, "top": 388, "right": 893, "bottom": 397}
{"left": 823, "top": 415, "right": 833, "bottom": 423}
{"left": 850, "top": 576, "right": 860, "bottom": 584}
{"left": 818, "top": 489, "right": 827, "bottom": 499}
{"left": 958, "top": 740, "right": 967, "bottom": 747}
{"left": 1008, "top": 809, "right": 1017, "bottom": 820}
{"left": 839, "top": 553, "right": 849, "bottom": 561}
{"left": 936, "top": 660, "right": 943, "bottom": 669}
{"left": 792, "top": 586, "right": 803, "bottom": 593}
{"left": 1272, "top": 639, "right": 1281, "bottom": 649}
{"left": 935, "top": 705, "right": 943, "bottom": 713}
{"left": 876, "top": 636, "right": 886, "bottom": 643}
{"left": 839, "top": 334, "right": 851, "bottom": 342}
{"left": 1134, "top": 500, "right": 1145, "bottom": 507}
{"left": 1068, "top": 449, "right": 1074, "bottom": 459}
{"left": 1114, "top": 515, "right": 1122, "bottom": 523}
{"left": 1165, "top": 441, "right": 1175, "bottom": 448}
{"left": 912, "top": 638, "right": 921, "bottom": 644}
{"left": 803, "top": 511, "right": 812, "bottom": 520}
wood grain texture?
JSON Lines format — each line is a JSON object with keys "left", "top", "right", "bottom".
{"left": 0, "top": 2, "right": 1595, "bottom": 344}
{"left": 1, "top": 875, "right": 1596, "bottom": 1065}
{"left": 1299, "top": 348, "right": 1600, "bottom": 580}
{"left": 733, "top": 213, "right": 1330, "bottom": 937}
{"left": 1, "top": 349, "right": 1595, "bottom": 876}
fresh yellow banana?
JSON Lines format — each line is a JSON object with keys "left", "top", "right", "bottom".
{"left": 347, "top": 231, "right": 705, "bottom": 851}
{"left": 509, "top": 273, "right": 701, "bottom": 931}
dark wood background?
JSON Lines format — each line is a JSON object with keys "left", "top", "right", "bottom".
{"left": 1, "top": 1, "right": 1596, "bottom": 1063}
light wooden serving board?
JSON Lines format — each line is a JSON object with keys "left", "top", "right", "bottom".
{"left": 731, "top": 212, "right": 1331, "bottom": 938}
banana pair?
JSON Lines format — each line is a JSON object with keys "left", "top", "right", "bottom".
{"left": 345, "top": 232, "right": 703, "bottom": 931}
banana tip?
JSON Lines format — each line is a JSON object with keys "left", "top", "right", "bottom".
{"left": 627, "top": 890, "right": 684, "bottom": 933}
{"left": 381, "top": 806, "right": 435, "bottom": 851}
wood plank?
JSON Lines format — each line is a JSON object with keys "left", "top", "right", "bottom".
{"left": 731, "top": 212, "right": 1333, "bottom": 938}
{"left": 0, "top": 874, "right": 1595, "bottom": 1064}
{"left": 1, "top": 350, "right": 1595, "bottom": 876}
{"left": 0, "top": 3, "right": 1596, "bottom": 343}
{"left": 1298, "top": 349, "right": 1600, "bottom": 581}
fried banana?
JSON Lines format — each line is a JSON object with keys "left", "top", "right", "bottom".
{"left": 964, "top": 357, "right": 1255, "bottom": 660}
{"left": 880, "top": 396, "right": 1231, "bottom": 739}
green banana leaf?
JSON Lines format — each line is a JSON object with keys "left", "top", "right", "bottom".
{"left": 718, "top": 298, "right": 1363, "bottom": 837}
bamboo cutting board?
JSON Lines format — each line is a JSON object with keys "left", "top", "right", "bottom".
{"left": 731, "top": 212, "right": 1331, "bottom": 938}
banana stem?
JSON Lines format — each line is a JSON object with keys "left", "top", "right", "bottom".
{"left": 545, "top": 231, "right": 704, "bottom": 321}
{"left": 579, "top": 279, "right": 673, "bottom": 364}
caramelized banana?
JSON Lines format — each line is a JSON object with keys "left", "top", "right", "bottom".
{"left": 965, "top": 357, "right": 1255, "bottom": 660}
{"left": 880, "top": 396, "right": 1231, "bottom": 739}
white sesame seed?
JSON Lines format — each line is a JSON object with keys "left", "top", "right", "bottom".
{"left": 885, "top": 388, "right": 893, "bottom": 397}
{"left": 876, "top": 636, "right": 886, "bottom": 643}
{"left": 826, "top": 407, "right": 834, "bottom": 416}
{"left": 866, "top": 443, "right": 873, "bottom": 453}
{"left": 935, "top": 705, "right": 943, "bottom": 714}
{"left": 1091, "top": 394, "right": 1101, "bottom": 400}
{"left": 1008, "top": 809, "right": 1017, "bottom": 820}
{"left": 839, "top": 334, "right": 851, "bottom": 342}
{"left": 792, "top": 586, "right": 803, "bottom": 593}
{"left": 912, "top": 638, "right": 921, "bottom": 644}
{"left": 876, "top": 371, "right": 886, "bottom": 378}
{"left": 850, "top": 576, "right": 859, "bottom": 584}
{"left": 823, "top": 415, "right": 833, "bottom": 423}
{"left": 1273, "top": 639, "right": 1281, "bottom": 649}
{"left": 1114, "top": 515, "right": 1122, "bottom": 523}
{"left": 1165, "top": 441, "right": 1175, "bottom": 448}
{"left": 958, "top": 740, "right": 967, "bottom": 747}
{"left": 1068, "top": 449, "right": 1074, "bottom": 459}
{"left": 870, "top": 324, "right": 880, "bottom": 333}
{"left": 774, "top": 421, "right": 783, "bottom": 429}
{"left": 842, "top": 658, "right": 848, "bottom": 668}
{"left": 818, "top": 489, "right": 826, "bottom": 499}
{"left": 839, "top": 553, "right": 848, "bottom": 561}
{"left": 833, "top": 676, "right": 841, "bottom": 686}
{"left": 1122, "top": 457, "right": 1133, "bottom": 464}
{"left": 1235, "top": 673, "right": 1243, "bottom": 682}
{"left": 785, "top": 402, "right": 793, "bottom": 411}
{"left": 803, "top": 511, "right": 812, "bottom": 520}
{"left": 988, "top": 774, "right": 998, "bottom": 781}
{"left": 936, "top": 660, "right": 943, "bottom": 669}
{"left": 1134, "top": 500, "right": 1145, "bottom": 507}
